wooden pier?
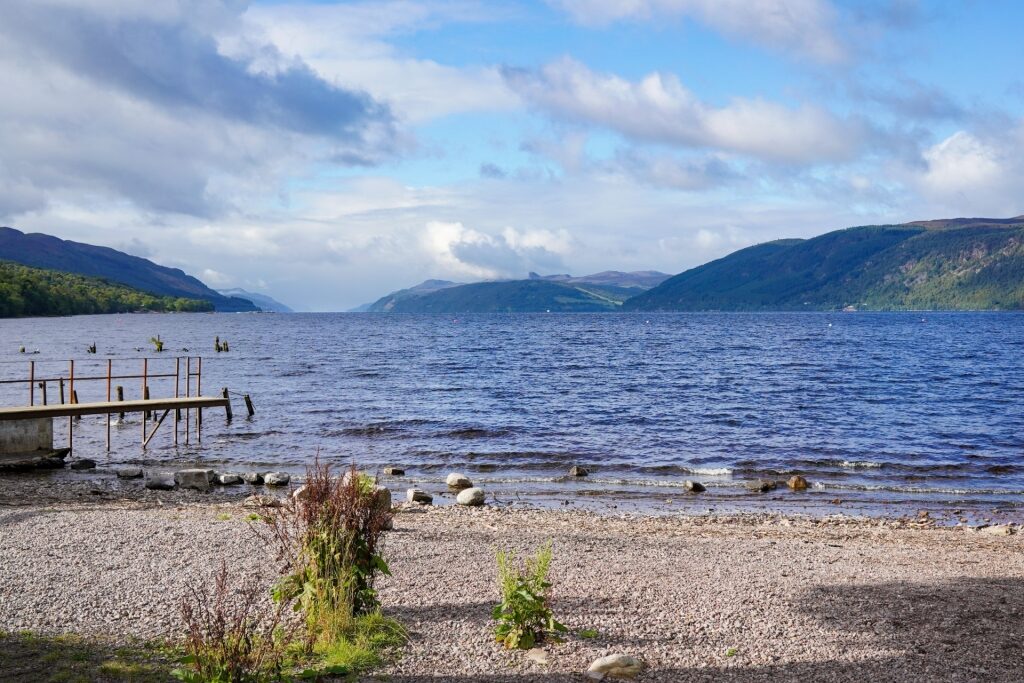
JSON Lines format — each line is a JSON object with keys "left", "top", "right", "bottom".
{"left": 0, "top": 356, "right": 238, "bottom": 455}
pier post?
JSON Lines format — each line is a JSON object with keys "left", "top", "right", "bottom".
{"left": 116, "top": 385, "right": 124, "bottom": 419}
{"left": 106, "top": 359, "right": 111, "bottom": 452}
{"left": 243, "top": 394, "right": 255, "bottom": 417}
{"left": 222, "top": 388, "right": 232, "bottom": 421}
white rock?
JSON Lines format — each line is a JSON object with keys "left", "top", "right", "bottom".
{"left": 407, "top": 488, "right": 433, "bottom": 504}
{"left": 526, "top": 648, "right": 548, "bottom": 665}
{"left": 982, "top": 524, "right": 1015, "bottom": 536}
{"left": 456, "top": 487, "right": 485, "bottom": 506}
{"left": 292, "top": 484, "right": 309, "bottom": 500}
{"left": 215, "top": 473, "right": 243, "bottom": 485}
{"left": 587, "top": 654, "right": 644, "bottom": 680}
{"left": 263, "top": 472, "right": 290, "bottom": 487}
{"left": 446, "top": 472, "right": 472, "bottom": 489}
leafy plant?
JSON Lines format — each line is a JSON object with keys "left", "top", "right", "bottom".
{"left": 150, "top": 335, "right": 165, "bottom": 352}
{"left": 174, "top": 561, "right": 293, "bottom": 683}
{"left": 492, "top": 541, "right": 566, "bottom": 649}
{"left": 260, "top": 459, "right": 393, "bottom": 650}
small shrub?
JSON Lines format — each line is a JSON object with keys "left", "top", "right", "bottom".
{"left": 492, "top": 541, "right": 566, "bottom": 649}
{"left": 260, "top": 459, "right": 393, "bottom": 649}
{"left": 174, "top": 561, "right": 292, "bottom": 683}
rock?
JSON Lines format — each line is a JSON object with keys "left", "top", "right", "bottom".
{"left": 215, "top": 473, "right": 243, "bottom": 486}
{"left": 144, "top": 471, "right": 176, "bottom": 490}
{"left": 745, "top": 479, "right": 777, "bottom": 493}
{"left": 115, "top": 467, "right": 143, "bottom": 479}
{"left": 456, "top": 487, "right": 485, "bottom": 506}
{"left": 242, "top": 471, "right": 263, "bottom": 485}
{"left": 69, "top": 459, "right": 96, "bottom": 470}
{"left": 263, "top": 472, "right": 290, "bottom": 487}
{"left": 292, "top": 484, "right": 309, "bottom": 501}
{"left": 787, "top": 475, "right": 809, "bottom": 491}
{"left": 243, "top": 494, "right": 282, "bottom": 509}
{"left": 383, "top": 466, "right": 405, "bottom": 476}
{"left": 569, "top": 465, "right": 589, "bottom": 477}
{"left": 981, "top": 524, "right": 1014, "bottom": 536}
{"left": 407, "top": 488, "right": 433, "bottom": 504}
{"left": 684, "top": 480, "right": 706, "bottom": 493}
{"left": 446, "top": 472, "right": 472, "bottom": 489}
{"left": 586, "top": 654, "right": 644, "bottom": 680}
{"left": 373, "top": 485, "right": 392, "bottom": 511}
{"left": 526, "top": 648, "right": 549, "bottom": 665}
{"left": 175, "top": 469, "right": 214, "bottom": 492}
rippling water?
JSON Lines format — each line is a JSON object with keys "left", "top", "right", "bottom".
{"left": 1, "top": 312, "right": 1022, "bottom": 517}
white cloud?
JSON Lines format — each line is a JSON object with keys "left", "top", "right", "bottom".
{"left": 550, "top": 0, "right": 845, "bottom": 63}
{"left": 504, "top": 58, "right": 870, "bottom": 164}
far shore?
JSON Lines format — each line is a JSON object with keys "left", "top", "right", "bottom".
{"left": 1, "top": 480, "right": 1022, "bottom": 682}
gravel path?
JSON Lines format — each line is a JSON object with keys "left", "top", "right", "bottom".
{"left": 1, "top": 499, "right": 1022, "bottom": 682}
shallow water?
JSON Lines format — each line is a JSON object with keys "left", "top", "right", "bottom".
{"left": 1, "top": 311, "right": 1022, "bottom": 518}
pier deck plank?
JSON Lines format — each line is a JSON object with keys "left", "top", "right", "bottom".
{"left": 0, "top": 396, "right": 229, "bottom": 421}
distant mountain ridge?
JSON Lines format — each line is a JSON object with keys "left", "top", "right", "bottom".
{"left": 0, "top": 227, "right": 257, "bottom": 312}
{"left": 218, "top": 288, "right": 294, "bottom": 313}
{"left": 625, "top": 216, "right": 1024, "bottom": 311}
{"left": 364, "top": 271, "right": 670, "bottom": 313}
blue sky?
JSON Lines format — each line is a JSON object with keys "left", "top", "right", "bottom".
{"left": 1, "top": 0, "right": 1023, "bottom": 309}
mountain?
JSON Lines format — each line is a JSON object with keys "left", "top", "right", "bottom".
{"left": 385, "top": 279, "right": 622, "bottom": 313}
{"left": 0, "top": 227, "right": 257, "bottom": 312}
{"left": 363, "top": 279, "right": 463, "bottom": 312}
{"left": 624, "top": 217, "right": 1024, "bottom": 311}
{"left": 218, "top": 288, "right": 294, "bottom": 313}
{"left": 0, "top": 260, "right": 213, "bottom": 317}
{"left": 364, "top": 271, "right": 669, "bottom": 313}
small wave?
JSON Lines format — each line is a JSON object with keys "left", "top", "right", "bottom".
{"left": 445, "top": 428, "right": 508, "bottom": 439}
{"left": 839, "top": 460, "right": 883, "bottom": 469}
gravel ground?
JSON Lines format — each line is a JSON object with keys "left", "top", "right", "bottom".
{"left": 1, "top": 497, "right": 1022, "bottom": 682}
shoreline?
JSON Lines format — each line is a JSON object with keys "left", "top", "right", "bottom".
{"left": 0, "top": 496, "right": 1021, "bottom": 682}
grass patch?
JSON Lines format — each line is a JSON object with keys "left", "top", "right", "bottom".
{"left": 0, "top": 631, "right": 174, "bottom": 682}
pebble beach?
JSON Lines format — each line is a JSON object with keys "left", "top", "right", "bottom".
{"left": 1, "top": 481, "right": 1022, "bottom": 682}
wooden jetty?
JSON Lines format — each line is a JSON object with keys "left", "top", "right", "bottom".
{"left": 0, "top": 356, "right": 238, "bottom": 458}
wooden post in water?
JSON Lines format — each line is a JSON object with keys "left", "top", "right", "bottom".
{"left": 29, "top": 360, "right": 35, "bottom": 406}
{"left": 68, "top": 360, "right": 74, "bottom": 451}
{"left": 72, "top": 390, "right": 81, "bottom": 422}
{"left": 196, "top": 356, "right": 202, "bottom": 443}
{"left": 244, "top": 394, "right": 255, "bottom": 417}
{"left": 222, "top": 388, "right": 232, "bottom": 421}
{"left": 106, "top": 359, "right": 112, "bottom": 452}
{"left": 59, "top": 378, "right": 65, "bottom": 405}
{"left": 141, "top": 358, "right": 147, "bottom": 446}
{"left": 173, "top": 357, "right": 180, "bottom": 446}
{"left": 184, "top": 357, "right": 190, "bottom": 446}
{"left": 39, "top": 382, "right": 47, "bottom": 406}
{"left": 116, "top": 385, "right": 125, "bottom": 419}
{"left": 144, "top": 385, "right": 151, "bottom": 420}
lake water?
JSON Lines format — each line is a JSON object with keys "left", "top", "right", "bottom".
{"left": 1, "top": 312, "right": 1022, "bottom": 519}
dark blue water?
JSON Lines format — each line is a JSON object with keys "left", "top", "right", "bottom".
{"left": 1, "top": 312, "right": 1022, "bottom": 517}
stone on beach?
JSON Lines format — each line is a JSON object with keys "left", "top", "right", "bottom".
{"left": 981, "top": 524, "right": 1015, "bottom": 536}
{"left": 215, "top": 473, "right": 243, "bottom": 486}
{"left": 383, "top": 466, "right": 405, "bottom": 476}
{"left": 242, "top": 471, "right": 263, "bottom": 485}
{"left": 787, "top": 475, "right": 809, "bottom": 491}
{"left": 143, "top": 471, "right": 176, "bottom": 490}
{"left": 456, "top": 486, "right": 485, "bottom": 506}
{"left": 69, "top": 459, "right": 96, "bottom": 470}
{"left": 684, "top": 480, "right": 706, "bottom": 492}
{"left": 174, "top": 469, "right": 214, "bottom": 492}
{"left": 569, "top": 465, "right": 589, "bottom": 477}
{"left": 407, "top": 488, "right": 433, "bottom": 504}
{"left": 746, "top": 479, "right": 778, "bottom": 493}
{"left": 586, "top": 654, "right": 645, "bottom": 680}
{"left": 115, "top": 467, "right": 143, "bottom": 479}
{"left": 263, "top": 472, "right": 290, "bottom": 487}
{"left": 243, "top": 494, "right": 282, "bottom": 508}
{"left": 446, "top": 472, "right": 472, "bottom": 489}
{"left": 292, "top": 484, "right": 309, "bottom": 500}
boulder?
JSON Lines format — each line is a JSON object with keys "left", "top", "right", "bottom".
{"left": 292, "top": 484, "right": 309, "bottom": 501}
{"left": 684, "top": 480, "right": 706, "bottom": 493}
{"left": 456, "top": 487, "right": 485, "bottom": 506}
{"left": 215, "top": 473, "right": 243, "bottom": 486}
{"left": 243, "top": 494, "right": 282, "bottom": 509}
{"left": 144, "top": 471, "right": 177, "bottom": 491}
{"left": 446, "top": 472, "right": 472, "bottom": 489}
{"left": 242, "top": 471, "right": 263, "bottom": 485}
{"left": 745, "top": 479, "right": 778, "bottom": 493}
{"left": 175, "top": 468, "right": 214, "bottom": 492}
{"left": 69, "top": 459, "right": 96, "bottom": 470}
{"left": 586, "top": 654, "right": 645, "bottom": 680}
{"left": 263, "top": 472, "right": 290, "bottom": 487}
{"left": 787, "top": 475, "right": 809, "bottom": 491}
{"left": 383, "top": 466, "right": 405, "bottom": 476}
{"left": 981, "top": 524, "right": 1015, "bottom": 536}
{"left": 569, "top": 465, "right": 589, "bottom": 477}
{"left": 115, "top": 466, "right": 144, "bottom": 479}
{"left": 407, "top": 488, "right": 433, "bottom": 504}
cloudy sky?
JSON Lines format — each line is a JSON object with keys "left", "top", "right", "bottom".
{"left": 2, "top": 0, "right": 1022, "bottom": 310}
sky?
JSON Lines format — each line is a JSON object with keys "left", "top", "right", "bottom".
{"left": 1, "top": 0, "right": 1023, "bottom": 310}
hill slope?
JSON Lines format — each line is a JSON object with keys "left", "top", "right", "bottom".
{"left": 0, "top": 227, "right": 257, "bottom": 312}
{"left": 386, "top": 280, "right": 621, "bottom": 313}
{"left": 0, "top": 260, "right": 213, "bottom": 317}
{"left": 624, "top": 218, "right": 1024, "bottom": 311}
{"left": 364, "top": 279, "right": 463, "bottom": 312}
{"left": 218, "top": 288, "right": 294, "bottom": 313}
